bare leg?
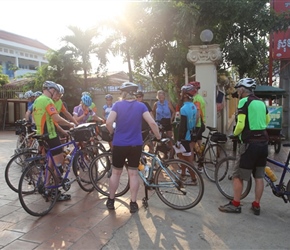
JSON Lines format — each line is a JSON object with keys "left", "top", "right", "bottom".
{"left": 254, "top": 178, "right": 264, "bottom": 203}
{"left": 128, "top": 169, "right": 139, "bottom": 202}
{"left": 109, "top": 168, "right": 123, "bottom": 199}
{"left": 233, "top": 177, "right": 243, "bottom": 202}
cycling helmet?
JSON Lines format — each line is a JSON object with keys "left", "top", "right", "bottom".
{"left": 135, "top": 90, "right": 144, "bottom": 97}
{"left": 181, "top": 84, "right": 197, "bottom": 97}
{"left": 105, "top": 94, "right": 113, "bottom": 100}
{"left": 82, "top": 91, "right": 91, "bottom": 97}
{"left": 24, "top": 90, "right": 34, "bottom": 99}
{"left": 33, "top": 91, "right": 42, "bottom": 97}
{"left": 42, "top": 81, "right": 60, "bottom": 92}
{"left": 188, "top": 81, "right": 201, "bottom": 90}
{"left": 57, "top": 84, "right": 64, "bottom": 94}
{"left": 81, "top": 94, "right": 92, "bottom": 107}
{"left": 234, "top": 78, "right": 256, "bottom": 90}
{"left": 119, "top": 82, "right": 138, "bottom": 93}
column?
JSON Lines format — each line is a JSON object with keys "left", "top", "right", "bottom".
{"left": 187, "top": 44, "right": 222, "bottom": 128}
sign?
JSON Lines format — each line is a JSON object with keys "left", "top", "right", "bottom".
{"left": 272, "top": 0, "right": 290, "bottom": 59}
{"left": 267, "top": 106, "right": 282, "bottom": 129}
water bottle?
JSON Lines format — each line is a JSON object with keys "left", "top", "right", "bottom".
{"left": 144, "top": 164, "right": 150, "bottom": 179}
{"left": 265, "top": 166, "right": 277, "bottom": 182}
{"left": 56, "top": 163, "right": 64, "bottom": 175}
{"left": 138, "top": 162, "right": 145, "bottom": 171}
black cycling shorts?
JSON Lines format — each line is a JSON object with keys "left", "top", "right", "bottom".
{"left": 112, "top": 145, "right": 142, "bottom": 169}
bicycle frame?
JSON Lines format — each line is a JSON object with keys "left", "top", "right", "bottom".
{"left": 266, "top": 153, "right": 290, "bottom": 200}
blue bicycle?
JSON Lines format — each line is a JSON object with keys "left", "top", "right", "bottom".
{"left": 215, "top": 145, "right": 290, "bottom": 202}
{"left": 18, "top": 124, "right": 104, "bottom": 216}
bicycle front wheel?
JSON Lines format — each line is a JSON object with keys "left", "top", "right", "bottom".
{"left": 18, "top": 164, "right": 58, "bottom": 216}
{"left": 203, "top": 144, "right": 227, "bottom": 182}
{"left": 154, "top": 159, "right": 204, "bottom": 210}
{"left": 215, "top": 156, "right": 252, "bottom": 200}
{"left": 89, "top": 152, "right": 130, "bottom": 197}
{"left": 73, "top": 145, "right": 105, "bottom": 192}
{"left": 5, "top": 150, "right": 39, "bottom": 192}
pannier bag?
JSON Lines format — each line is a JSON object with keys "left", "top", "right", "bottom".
{"left": 99, "top": 124, "right": 113, "bottom": 142}
{"left": 210, "top": 132, "right": 227, "bottom": 143}
{"left": 73, "top": 123, "right": 96, "bottom": 142}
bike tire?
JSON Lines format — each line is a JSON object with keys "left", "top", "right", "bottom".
{"left": 5, "top": 150, "right": 40, "bottom": 192}
{"left": 215, "top": 156, "right": 252, "bottom": 200}
{"left": 89, "top": 152, "right": 130, "bottom": 197}
{"left": 154, "top": 159, "right": 204, "bottom": 210}
{"left": 18, "top": 163, "right": 58, "bottom": 216}
{"left": 203, "top": 144, "right": 227, "bottom": 182}
{"left": 73, "top": 145, "right": 105, "bottom": 192}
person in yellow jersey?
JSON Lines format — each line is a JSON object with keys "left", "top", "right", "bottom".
{"left": 33, "top": 81, "right": 75, "bottom": 201}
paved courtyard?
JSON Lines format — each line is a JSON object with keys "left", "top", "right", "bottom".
{"left": 0, "top": 130, "right": 290, "bottom": 249}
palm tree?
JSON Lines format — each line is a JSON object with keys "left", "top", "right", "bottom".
{"left": 61, "top": 26, "right": 107, "bottom": 90}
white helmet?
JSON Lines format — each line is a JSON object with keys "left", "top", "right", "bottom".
{"left": 57, "top": 84, "right": 64, "bottom": 94}
{"left": 235, "top": 78, "right": 256, "bottom": 90}
{"left": 24, "top": 90, "right": 34, "bottom": 99}
{"left": 119, "top": 82, "right": 138, "bottom": 93}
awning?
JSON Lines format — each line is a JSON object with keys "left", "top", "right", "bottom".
{"left": 254, "top": 85, "right": 286, "bottom": 99}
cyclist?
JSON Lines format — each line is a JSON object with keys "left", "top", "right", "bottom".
{"left": 189, "top": 81, "right": 206, "bottom": 172}
{"left": 53, "top": 84, "right": 78, "bottom": 136}
{"left": 32, "top": 81, "right": 75, "bottom": 201}
{"left": 219, "top": 78, "right": 270, "bottom": 215}
{"left": 82, "top": 91, "right": 97, "bottom": 113}
{"left": 73, "top": 94, "right": 104, "bottom": 124}
{"left": 175, "top": 84, "right": 199, "bottom": 185}
{"left": 105, "top": 81, "right": 161, "bottom": 213}
{"left": 102, "top": 94, "right": 114, "bottom": 121}
{"left": 24, "top": 90, "right": 35, "bottom": 122}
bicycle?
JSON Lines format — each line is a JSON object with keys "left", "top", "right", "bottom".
{"left": 14, "top": 119, "right": 39, "bottom": 153}
{"left": 215, "top": 145, "right": 290, "bottom": 202}
{"left": 89, "top": 138, "right": 204, "bottom": 210}
{"left": 193, "top": 126, "right": 227, "bottom": 182}
{"left": 17, "top": 124, "right": 105, "bottom": 216}
{"left": 142, "top": 121, "right": 175, "bottom": 160}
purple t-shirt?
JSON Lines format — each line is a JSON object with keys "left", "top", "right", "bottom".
{"left": 73, "top": 105, "right": 95, "bottom": 124}
{"left": 112, "top": 100, "right": 148, "bottom": 146}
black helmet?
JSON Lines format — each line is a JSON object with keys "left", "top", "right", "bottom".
{"left": 119, "top": 82, "right": 138, "bottom": 93}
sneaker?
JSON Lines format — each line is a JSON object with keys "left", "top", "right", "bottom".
{"left": 177, "top": 169, "right": 191, "bottom": 176}
{"left": 251, "top": 203, "right": 260, "bottom": 215}
{"left": 219, "top": 201, "right": 241, "bottom": 213}
{"left": 197, "top": 167, "right": 204, "bottom": 173}
{"left": 129, "top": 201, "right": 139, "bottom": 213}
{"left": 106, "top": 198, "right": 115, "bottom": 210}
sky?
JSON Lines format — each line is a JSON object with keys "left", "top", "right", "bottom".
{"left": 0, "top": 0, "right": 130, "bottom": 72}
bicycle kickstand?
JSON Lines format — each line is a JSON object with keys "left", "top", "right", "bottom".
{"left": 142, "top": 186, "right": 149, "bottom": 209}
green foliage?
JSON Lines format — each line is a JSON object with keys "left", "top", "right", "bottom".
{"left": 0, "top": 66, "right": 9, "bottom": 86}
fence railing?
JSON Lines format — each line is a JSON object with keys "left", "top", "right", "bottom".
{"left": 0, "top": 89, "right": 22, "bottom": 99}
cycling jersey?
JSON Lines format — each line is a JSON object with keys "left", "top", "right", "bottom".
{"left": 179, "top": 102, "right": 197, "bottom": 141}
{"left": 103, "top": 103, "right": 114, "bottom": 120}
{"left": 235, "top": 94, "right": 269, "bottom": 143}
{"left": 155, "top": 100, "right": 171, "bottom": 121}
{"left": 73, "top": 104, "right": 95, "bottom": 124}
{"left": 193, "top": 93, "right": 206, "bottom": 126}
{"left": 32, "top": 95, "right": 58, "bottom": 139}
{"left": 54, "top": 99, "right": 67, "bottom": 113}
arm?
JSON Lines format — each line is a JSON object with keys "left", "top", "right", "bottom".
{"left": 106, "top": 110, "right": 117, "bottom": 135}
{"left": 152, "top": 102, "right": 157, "bottom": 120}
{"left": 143, "top": 111, "right": 161, "bottom": 140}
{"left": 233, "top": 114, "right": 246, "bottom": 136}
{"left": 51, "top": 113, "right": 75, "bottom": 128}
{"left": 178, "top": 115, "right": 187, "bottom": 141}
{"left": 168, "top": 101, "right": 176, "bottom": 123}
{"left": 62, "top": 109, "right": 78, "bottom": 126}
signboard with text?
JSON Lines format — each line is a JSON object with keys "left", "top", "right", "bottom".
{"left": 267, "top": 106, "right": 282, "bottom": 129}
{"left": 272, "top": 0, "right": 290, "bottom": 59}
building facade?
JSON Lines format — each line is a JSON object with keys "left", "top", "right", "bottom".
{"left": 0, "top": 30, "right": 50, "bottom": 78}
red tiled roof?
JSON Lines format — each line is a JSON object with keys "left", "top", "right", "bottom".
{"left": 0, "top": 30, "right": 50, "bottom": 50}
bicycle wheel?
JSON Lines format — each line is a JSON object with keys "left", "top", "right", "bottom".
{"left": 202, "top": 144, "right": 227, "bottom": 182}
{"left": 215, "top": 156, "right": 252, "bottom": 200}
{"left": 5, "top": 150, "right": 40, "bottom": 192}
{"left": 18, "top": 163, "right": 58, "bottom": 216}
{"left": 154, "top": 159, "right": 204, "bottom": 210}
{"left": 73, "top": 145, "right": 105, "bottom": 192}
{"left": 89, "top": 152, "right": 130, "bottom": 197}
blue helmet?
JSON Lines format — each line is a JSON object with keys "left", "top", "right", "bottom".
{"left": 81, "top": 94, "right": 92, "bottom": 106}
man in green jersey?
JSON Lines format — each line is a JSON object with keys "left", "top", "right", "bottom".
{"left": 219, "top": 78, "right": 270, "bottom": 215}
{"left": 33, "top": 81, "right": 75, "bottom": 201}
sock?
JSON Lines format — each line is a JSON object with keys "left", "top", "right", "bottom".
{"left": 232, "top": 200, "right": 240, "bottom": 207}
{"left": 252, "top": 201, "right": 260, "bottom": 208}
